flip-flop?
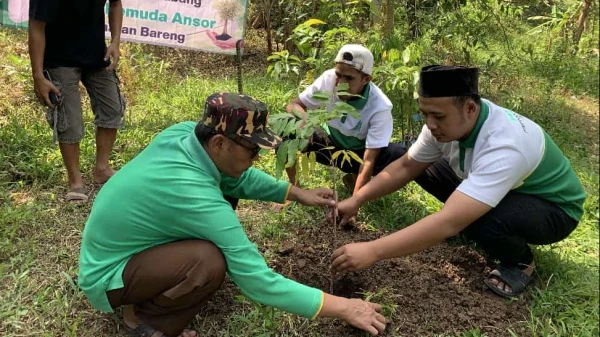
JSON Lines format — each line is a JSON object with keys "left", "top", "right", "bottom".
{"left": 65, "top": 187, "right": 88, "bottom": 202}
{"left": 484, "top": 264, "right": 534, "bottom": 298}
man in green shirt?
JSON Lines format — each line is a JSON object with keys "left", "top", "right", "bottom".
{"left": 331, "top": 65, "right": 586, "bottom": 299}
{"left": 78, "top": 93, "right": 387, "bottom": 337}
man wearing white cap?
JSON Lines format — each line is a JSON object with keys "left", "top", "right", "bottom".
{"left": 280, "top": 44, "right": 405, "bottom": 204}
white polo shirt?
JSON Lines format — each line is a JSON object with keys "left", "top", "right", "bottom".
{"left": 408, "top": 98, "right": 586, "bottom": 221}
{"left": 299, "top": 69, "right": 393, "bottom": 151}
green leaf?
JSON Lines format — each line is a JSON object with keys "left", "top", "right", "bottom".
{"left": 275, "top": 141, "right": 289, "bottom": 180}
{"left": 285, "top": 119, "right": 298, "bottom": 135}
{"left": 336, "top": 82, "right": 350, "bottom": 92}
{"left": 347, "top": 107, "right": 360, "bottom": 119}
{"left": 331, "top": 101, "right": 358, "bottom": 118}
{"left": 301, "top": 154, "right": 309, "bottom": 175}
{"left": 402, "top": 47, "right": 411, "bottom": 64}
{"left": 341, "top": 152, "right": 352, "bottom": 167}
{"left": 387, "top": 48, "right": 400, "bottom": 62}
{"left": 331, "top": 150, "right": 343, "bottom": 162}
{"left": 287, "top": 139, "right": 300, "bottom": 168}
{"left": 300, "top": 126, "right": 314, "bottom": 139}
{"left": 412, "top": 71, "right": 420, "bottom": 86}
{"left": 311, "top": 91, "right": 330, "bottom": 102}
{"left": 302, "top": 18, "right": 326, "bottom": 27}
{"left": 309, "top": 152, "right": 317, "bottom": 171}
{"left": 347, "top": 151, "right": 364, "bottom": 165}
{"left": 290, "top": 107, "right": 304, "bottom": 120}
{"left": 298, "top": 138, "right": 309, "bottom": 151}
{"left": 273, "top": 118, "right": 291, "bottom": 136}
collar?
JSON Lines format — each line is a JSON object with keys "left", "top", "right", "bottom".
{"left": 346, "top": 83, "right": 370, "bottom": 110}
{"left": 184, "top": 133, "right": 221, "bottom": 183}
{"left": 458, "top": 100, "right": 489, "bottom": 148}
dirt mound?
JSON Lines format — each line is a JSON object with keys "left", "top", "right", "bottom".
{"left": 199, "top": 223, "right": 531, "bottom": 336}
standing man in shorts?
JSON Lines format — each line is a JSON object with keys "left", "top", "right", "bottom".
{"left": 28, "top": 0, "right": 125, "bottom": 202}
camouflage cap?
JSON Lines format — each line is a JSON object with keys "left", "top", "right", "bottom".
{"left": 200, "top": 92, "right": 281, "bottom": 149}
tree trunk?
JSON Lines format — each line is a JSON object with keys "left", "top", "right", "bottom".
{"left": 573, "top": 0, "right": 592, "bottom": 52}
{"left": 265, "top": 15, "right": 273, "bottom": 55}
{"left": 370, "top": 0, "right": 383, "bottom": 27}
{"left": 384, "top": 0, "right": 394, "bottom": 35}
{"left": 259, "top": 0, "right": 274, "bottom": 54}
{"left": 406, "top": 0, "right": 418, "bottom": 39}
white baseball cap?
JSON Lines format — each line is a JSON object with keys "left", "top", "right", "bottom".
{"left": 334, "top": 44, "right": 374, "bottom": 76}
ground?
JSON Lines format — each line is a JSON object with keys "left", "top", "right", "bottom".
{"left": 202, "top": 210, "right": 532, "bottom": 337}
{"left": 84, "top": 202, "right": 531, "bottom": 337}
{"left": 0, "top": 23, "right": 598, "bottom": 337}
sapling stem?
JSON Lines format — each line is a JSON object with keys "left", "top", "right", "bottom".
{"left": 330, "top": 167, "right": 338, "bottom": 294}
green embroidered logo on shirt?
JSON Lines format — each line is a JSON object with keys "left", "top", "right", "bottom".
{"left": 352, "top": 120, "right": 363, "bottom": 131}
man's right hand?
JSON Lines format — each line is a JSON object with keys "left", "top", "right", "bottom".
{"left": 33, "top": 76, "right": 60, "bottom": 107}
{"left": 341, "top": 298, "right": 387, "bottom": 335}
{"left": 330, "top": 197, "right": 361, "bottom": 226}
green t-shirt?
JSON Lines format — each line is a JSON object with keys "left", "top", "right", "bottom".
{"left": 78, "top": 122, "right": 324, "bottom": 319}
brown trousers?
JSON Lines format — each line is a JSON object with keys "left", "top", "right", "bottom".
{"left": 106, "top": 240, "right": 226, "bottom": 337}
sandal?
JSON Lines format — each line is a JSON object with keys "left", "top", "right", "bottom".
{"left": 124, "top": 321, "right": 167, "bottom": 337}
{"left": 484, "top": 264, "right": 534, "bottom": 298}
{"left": 65, "top": 187, "right": 88, "bottom": 202}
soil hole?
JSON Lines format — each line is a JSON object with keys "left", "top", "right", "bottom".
{"left": 333, "top": 277, "right": 363, "bottom": 298}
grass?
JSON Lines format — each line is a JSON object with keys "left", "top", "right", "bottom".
{"left": 0, "top": 23, "right": 598, "bottom": 337}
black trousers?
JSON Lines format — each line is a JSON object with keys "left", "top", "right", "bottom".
{"left": 415, "top": 160, "right": 580, "bottom": 267}
{"left": 299, "top": 128, "right": 407, "bottom": 175}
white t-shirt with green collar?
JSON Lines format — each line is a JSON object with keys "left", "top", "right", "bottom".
{"left": 408, "top": 98, "right": 586, "bottom": 221}
{"left": 299, "top": 69, "right": 394, "bottom": 151}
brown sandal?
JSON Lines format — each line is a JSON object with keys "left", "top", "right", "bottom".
{"left": 65, "top": 187, "right": 88, "bottom": 202}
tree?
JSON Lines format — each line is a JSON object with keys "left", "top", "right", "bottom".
{"left": 384, "top": 0, "right": 395, "bottom": 35}
{"left": 406, "top": 0, "right": 419, "bottom": 39}
{"left": 573, "top": 0, "right": 594, "bottom": 52}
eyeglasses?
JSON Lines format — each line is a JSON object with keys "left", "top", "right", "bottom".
{"left": 225, "top": 134, "right": 261, "bottom": 158}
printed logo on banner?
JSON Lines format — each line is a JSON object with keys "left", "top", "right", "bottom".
{"left": 0, "top": 0, "right": 248, "bottom": 55}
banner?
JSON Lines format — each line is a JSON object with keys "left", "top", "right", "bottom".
{"left": 1, "top": 0, "right": 29, "bottom": 29}
{"left": 0, "top": 0, "right": 248, "bottom": 55}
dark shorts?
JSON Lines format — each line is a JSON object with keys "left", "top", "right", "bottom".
{"left": 44, "top": 67, "right": 126, "bottom": 144}
{"left": 297, "top": 127, "right": 407, "bottom": 175}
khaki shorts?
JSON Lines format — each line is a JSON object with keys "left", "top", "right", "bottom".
{"left": 45, "top": 67, "right": 126, "bottom": 144}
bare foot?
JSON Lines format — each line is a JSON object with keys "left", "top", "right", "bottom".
{"left": 94, "top": 166, "right": 116, "bottom": 185}
{"left": 487, "top": 262, "right": 535, "bottom": 294}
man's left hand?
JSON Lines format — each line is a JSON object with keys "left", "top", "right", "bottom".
{"left": 331, "top": 242, "right": 378, "bottom": 273}
{"left": 104, "top": 42, "right": 120, "bottom": 71}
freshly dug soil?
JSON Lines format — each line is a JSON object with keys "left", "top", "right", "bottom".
{"left": 197, "top": 222, "right": 531, "bottom": 336}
